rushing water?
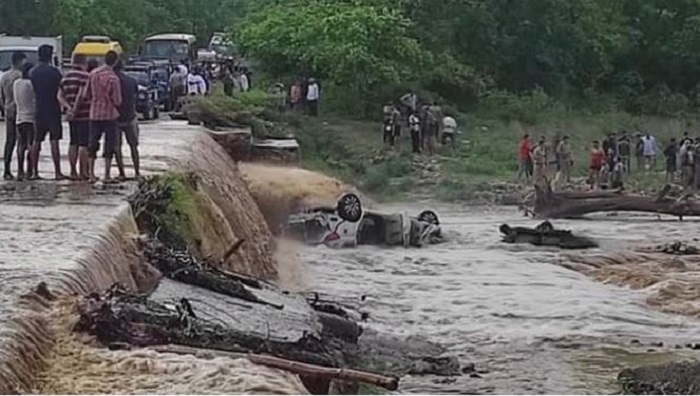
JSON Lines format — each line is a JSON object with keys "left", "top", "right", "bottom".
{"left": 296, "top": 203, "right": 700, "bottom": 394}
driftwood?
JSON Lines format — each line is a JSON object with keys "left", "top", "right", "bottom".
{"left": 499, "top": 221, "right": 598, "bottom": 249}
{"left": 533, "top": 185, "right": 700, "bottom": 219}
{"left": 152, "top": 344, "right": 399, "bottom": 391}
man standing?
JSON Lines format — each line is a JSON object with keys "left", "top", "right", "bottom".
{"left": 31, "top": 45, "right": 65, "bottom": 180}
{"left": 642, "top": 133, "right": 658, "bottom": 171}
{"left": 589, "top": 140, "right": 605, "bottom": 190}
{"left": 409, "top": 111, "right": 421, "bottom": 154}
{"left": 239, "top": 68, "right": 250, "bottom": 92}
{"left": 83, "top": 51, "right": 122, "bottom": 183}
{"left": 441, "top": 114, "right": 458, "bottom": 150}
{"left": 186, "top": 67, "right": 207, "bottom": 96}
{"left": 680, "top": 138, "right": 694, "bottom": 188}
{"left": 532, "top": 137, "right": 548, "bottom": 188}
{"left": 517, "top": 134, "right": 532, "bottom": 182}
{"left": 169, "top": 65, "right": 186, "bottom": 110}
{"left": 0, "top": 51, "right": 26, "bottom": 180}
{"left": 664, "top": 138, "right": 678, "bottom": 183}
{"left": 634, "top": 133, "right": 644, "bottom": 172}
{"left": 400, "top": 90, "right": 418, "bottom": 114}
{"left": 556, "top": 135, "right": 572, "bottom": 184}
{"left": 58, "top": 54, "right": 91, "bottom": 180}
{"left": 114, "top": 60, "right": 140, "bottom": 180}
{"left": 13, "top": 63, "right": 36, "bottom": 181}
{"left": 306, "top": 78, "right": 320, "bottom": 116}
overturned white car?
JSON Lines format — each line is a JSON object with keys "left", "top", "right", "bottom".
{"left": 286, "top": 193, "right": 442, "bottom": 248}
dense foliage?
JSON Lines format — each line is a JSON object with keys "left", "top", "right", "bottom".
{"left": 5, "top": 0, "right": 700, "bottom": 117}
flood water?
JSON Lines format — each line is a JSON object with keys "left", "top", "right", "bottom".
{"left": 298, "top": 203, "right": 700, "bottom": 394}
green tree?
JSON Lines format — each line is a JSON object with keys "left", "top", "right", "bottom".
{"left": 239, "top": 0, "right": 426, "bottom": 110}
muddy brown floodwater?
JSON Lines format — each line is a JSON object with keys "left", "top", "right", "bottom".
{"left": 294, "top": 203, "right": 700, "bottom": 394}
{"left": 3, "top": 118, "right": 700, "bottom": 394}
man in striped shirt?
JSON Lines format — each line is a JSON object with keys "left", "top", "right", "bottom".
{"left": 79, "top": 51, "right": 122, "bottom": 183}
{"left": 58, "top": 54, "right": 90, "bottom": 180}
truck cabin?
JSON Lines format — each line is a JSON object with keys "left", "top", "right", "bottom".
{"left": 142, "top": 34, "right": 196, "bottom": 64}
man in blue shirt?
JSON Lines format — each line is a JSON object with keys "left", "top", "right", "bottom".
{"left": 30, "top": 45, "right": 65, "bottom": 180}
{"left": 114, "top": 60, "right": 140, "bottom": 180}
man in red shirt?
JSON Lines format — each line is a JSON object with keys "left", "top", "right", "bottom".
{"left": 58, "top": 54, "right": 91, "bottom": 180}
{"left": 517, "top": 134, "right": 532, "bottom": 182}
{"left": 589, "top": 140, "right": 605, "bottom": 190}
{"left": 80, "top": 51, "right": 122, "bottom": 183}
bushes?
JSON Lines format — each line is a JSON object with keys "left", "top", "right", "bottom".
{"left": 190, "top": 89, "right": 290, "bottom": 138}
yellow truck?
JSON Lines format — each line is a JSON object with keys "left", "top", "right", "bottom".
{"left": 71, "top": 35, "right": 123, "bottom": 64}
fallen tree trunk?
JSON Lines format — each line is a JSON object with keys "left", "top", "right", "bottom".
{"left": 152, "top": 344, "right": 399, "bottom": 391}
{"left": 533, "top": 185, "right": 700, "bottom": 219}
{"left": 75, "top": 291, "right": 340, "bottom": 367}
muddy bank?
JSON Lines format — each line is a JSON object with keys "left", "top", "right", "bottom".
{"left": 0, "top": 121, "right": 288, "bottom": 393}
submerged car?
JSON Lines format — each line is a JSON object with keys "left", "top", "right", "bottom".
{"left": 286, "top": 193, "right": 442, "bottom": 248}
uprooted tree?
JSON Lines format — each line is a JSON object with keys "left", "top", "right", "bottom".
{"left": 532, "top": 185, "right": 700, "bottom": 219}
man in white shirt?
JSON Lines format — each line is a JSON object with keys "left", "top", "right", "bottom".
{"left": 441, "top": 115, "right": 458, "bottom": 150}
{"left": 642, "top": 133, "right": 658, "bottom": 171}
{"left": 409, "top": 112, "right": 421, "bottom": 154}
{"left": 306, "top": 77, "right": 320, "bottom": 116}
{"left": 240, "top": 71, "right": 250, "bottom": 92}
{"left": 186, "top": 67, "right": 207, "bottom": 96}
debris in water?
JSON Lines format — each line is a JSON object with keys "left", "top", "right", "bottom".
{"left": 499, "top": 221, "right": 598, "bottom": 249}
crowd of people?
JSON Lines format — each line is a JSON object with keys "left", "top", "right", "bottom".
{"left": 382, "top": 93, "right": 458, "bottom": 156}
{"left": 0, "top": 46, "right": 141, "bottom": 183}
{"left": 517, "top": 129, "right": 700, "bottom": 191}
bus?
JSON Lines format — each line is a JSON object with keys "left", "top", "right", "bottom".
{"left": 141, "top": 34, "right": 197, "bottom": 64}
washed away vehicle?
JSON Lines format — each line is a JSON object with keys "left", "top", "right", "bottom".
{"left": 124, "top": 63, "right": 159, "bottom": 120}
{"left": 286, "top": 193, "right": 443, "bottom": 248}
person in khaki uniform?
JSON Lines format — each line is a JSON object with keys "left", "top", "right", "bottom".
{"left": 532, "top": 136, "right": 548, "bottom": 188}
{"left": 556, "top": 135, "right": 572, "bottom": 184}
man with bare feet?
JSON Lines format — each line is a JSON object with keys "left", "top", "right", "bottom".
{"left": 58, "top": 53, "right": 91, "bottom": 180}
{"left": 83, "top": 51, "right": 122, "bottom": 183}
{"left": 114, "top": 60, "right": 140, "bottom": 180}
{"left": 30, "top": 45, "right": 65, "bottom": 180}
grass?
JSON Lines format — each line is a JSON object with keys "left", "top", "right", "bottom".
{"left": 195, "top": 84, "right": 699, "bottom": 202}
{"left": 287, "top": 107, "right": 700, "bottom": 202}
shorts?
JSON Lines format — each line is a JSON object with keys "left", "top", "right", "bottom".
{"left": 589, "top": 165, "right": 602, "bottom": 172}
{"left": 17, "top": 123, "right": 35, "bottom": 147}
{"left": 89, "top": 120, "right": 118, "bottom": 159}
{"left": 34, "top": 114, "right": 63, "bottom": 142}
{"left": 69, "top": 121, "right": 90, "bottom": 147}
{"left": 118, "top": 119, "right": 139, "bottom": 147}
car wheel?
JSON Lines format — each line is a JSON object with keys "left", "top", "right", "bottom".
{"left": 336, "top": 193, "right": 363, "bottom": 222}
{"left": 143, "top": 110, "right": 151, "bottom": 120}
{"left": 418, "top": 210, "right": 440, "bottom": 225}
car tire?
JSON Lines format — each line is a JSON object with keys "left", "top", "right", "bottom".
{"left": 336, "top": 193, "right": 363, "bottom": 223}
{"left": 143, "top": 110, "right": 151, "bottom": 120}
{"left": 418, "top": 210, "right": 440, "bottom": 225}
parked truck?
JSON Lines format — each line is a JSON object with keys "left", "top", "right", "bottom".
{"left": 0, "top": 34, "right": 63, "bottom": 119}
